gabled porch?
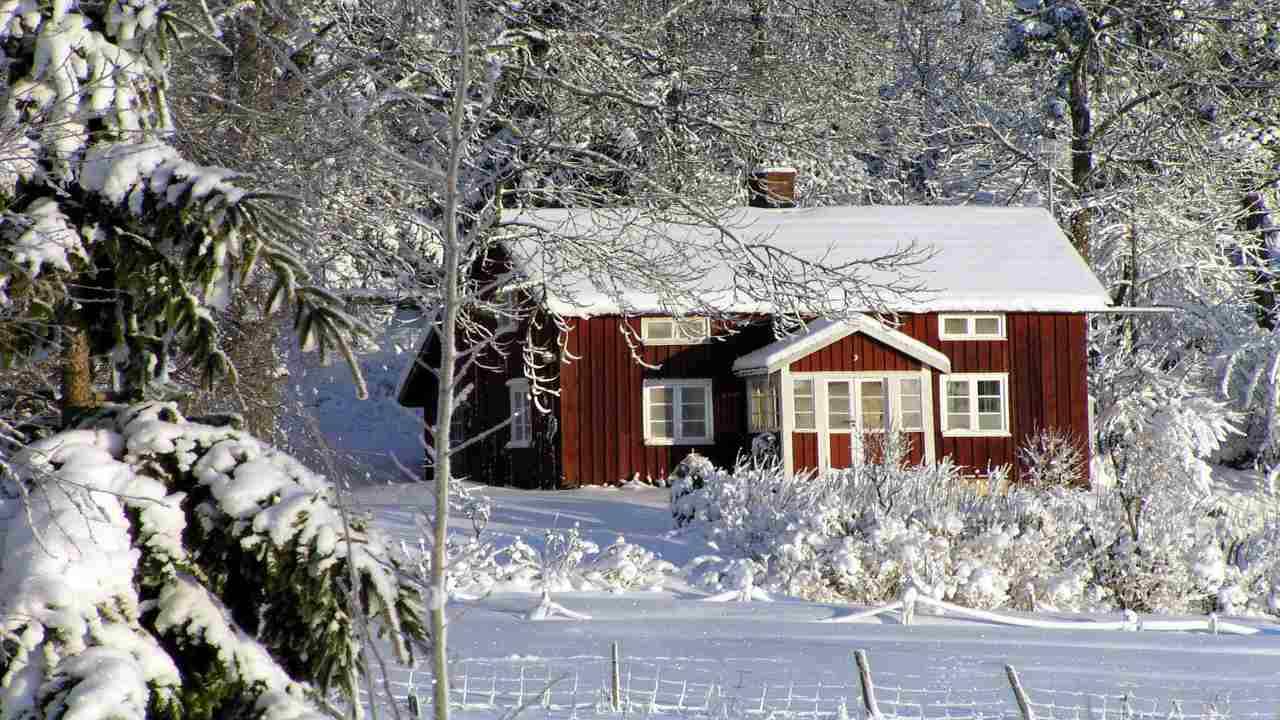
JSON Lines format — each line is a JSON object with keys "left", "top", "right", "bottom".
{"left": 732, "top": 317, "right": 952, "bottom": 475}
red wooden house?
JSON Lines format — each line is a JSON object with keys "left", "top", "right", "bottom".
{"left": 398, "top": 202, "right": 1110, "bottom": 488}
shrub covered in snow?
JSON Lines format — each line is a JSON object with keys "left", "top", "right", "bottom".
{"left": 406, "top": 522, "right": 676, "bottom": 598}
{"left": 0, "top": 402, "right": 425, "bottom": 719}
{"left": 670, "top": 441, "right": 1280, "bottom": 616}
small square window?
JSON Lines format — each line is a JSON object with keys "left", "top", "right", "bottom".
{"left": 941, "top": 374, "right": 1009, "bottom": 436}
{"left": 643, "top": 380, "right": 714, "bottom": 444}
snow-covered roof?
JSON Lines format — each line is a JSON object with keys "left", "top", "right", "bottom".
{"left": 503, "top": 205, "right": 1111, "bottom": 315}
{"left": 732, "top": 317, "right": 951, "bottom": 376}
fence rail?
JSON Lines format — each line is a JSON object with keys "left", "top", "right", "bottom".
{"left": 359, "top": 647, "right": 1280, "bottom": 720}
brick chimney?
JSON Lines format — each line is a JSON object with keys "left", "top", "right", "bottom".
{"left": 747, "top": 167, "right": 797, "bottom": 208}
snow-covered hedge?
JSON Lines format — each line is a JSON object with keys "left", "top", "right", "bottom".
{"left": 0, "top": 403, "right": 426, "bottom": 719}
{"left": 671, "top": 449, "right": 1280, "bottom": 616}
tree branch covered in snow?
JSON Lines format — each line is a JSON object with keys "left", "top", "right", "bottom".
{"left": 0, "top": 402, "right": 426, "bottom": 719}
{"left": 0, "top": 0, "right": 371, "bottom": 407}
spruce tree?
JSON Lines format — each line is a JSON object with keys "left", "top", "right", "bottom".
{"left": 0, "top": 0, "right": 367, "bottom": 417}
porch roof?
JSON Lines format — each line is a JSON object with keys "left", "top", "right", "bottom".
{"left": 732, "top": 316, "right": 951, "bottom": 376}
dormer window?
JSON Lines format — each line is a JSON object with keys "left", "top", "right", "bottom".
{"left": 640, "top": 317, "right": 710, "bottom": 346}
{"left": 939, "top": 314, "right": 1005, "bottom": 340}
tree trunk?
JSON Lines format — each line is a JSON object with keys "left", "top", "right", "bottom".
{"left": 1068, "top": 49, "right": 1094, "bottom": 260}
{"left": 431, "top": 1, "right": 471, "bottom": 718}
{"left": 60, "top": 311, "right": 96, "bottom": 426}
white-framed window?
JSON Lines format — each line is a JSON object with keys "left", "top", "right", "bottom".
{"left": 642, "top": 379, "right": 714, "bottom": 445}
{"left": 938, "top": 313, "right": 1006, "bottom": 340}
{"left": 640, "top": 317, "right": 711, "bottom": 346}
{"left": 793, "top": 378, "right": 816, "bottom": 431}
{"left": 896, "top": 377, "right": 924, "bottom": 432}
{"left": 940, "top": 373, "right": 1010, "bottom": 436}
{"left": 507, "top": 379, "right": 532, "bottom": 448}
{"left": 747, "top": 375, "right": 779, "bottom": 432}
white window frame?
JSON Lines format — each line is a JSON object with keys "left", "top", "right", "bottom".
{"left": 507, "top": 379, "right": 532, "bottom": 448}
{"left": 940, "top": 372, "right": 1010, "bottom": 437}
{"left": 938, "top": 313, "right": 1006, "bottom": 341}
{"left": 792, "top": 377, "right": 817, "bottom": 432}
{"left": 895, "top": 376, "right": 925, "bottom": 432}
{"left": 746, "top": 375, "right": 780, "bottom": 432}
{"left": 640, "top": 317, "right": 711, "bottom": 346}
{"left": 642, "top": 379, "right": 715, "bottom": 445}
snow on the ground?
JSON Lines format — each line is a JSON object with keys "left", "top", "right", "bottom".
{"left": 354, "top": 480, "right": 1280, "bottom": 718}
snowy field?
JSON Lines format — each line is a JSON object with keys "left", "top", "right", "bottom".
{"left": 354, "top": 481, "right": 1280, "bottom": 720}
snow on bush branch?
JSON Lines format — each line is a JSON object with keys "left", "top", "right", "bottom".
{"left": 0, "top": 402, "right": 425, "bottom": 719}
{"left": 670, "top": 436, "right": 1280, "bottom": 616}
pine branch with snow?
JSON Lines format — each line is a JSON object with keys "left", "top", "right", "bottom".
{"left": 0, "top": 402, "right": 426, "bottom": 719}
{"left": 0, "top": 0, "right": 370, "bottom": 405}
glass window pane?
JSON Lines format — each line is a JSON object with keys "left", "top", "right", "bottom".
{"left": 650, "top": 404, "right": 670, "bottom": 421}
{"left": 676, "top": 319, "right": 706, "bottom": 339}
{"left": 828, "top": 382, "right": 850, "bottom": 400}
{"left": 944, "top": 317, "right": 968, "bottom": 335}
{"left": 794, "top": 396, "right": 814, "bottom": 413}
{"left": 978, "top": 397, "right": 1001, "bottom": 413}
{"left": 681, "top": 420, "right": 706, "bottom": 438}
{"left": 899, "top": 394, "right": 922, "bottom": 413}
{"left": 977, "top": 380, "right": 1001, "bottom": 397}
{"left": 975, "top": 317, "right": 1001, "bottom": 335}
{"left": 651, "top": 420, "right": 674, "bottom": 438}
{"left": 651, "top": 387, "right": 673, "bottom": 404}
{"left": 948, "top": 413, "right": 971, "bottom": 430}
{"left": 947, "top": 395, "right": 970, "bottom": 413}
{"left": 646, "top": 320, "right": 673, "bottom": 339}
{"left": 682, "top": 385, "right": 706, "bottom": 405}
{"left": 978, "top": 414, "right": 1003, "bottom": 431}
{"left": 901, "top": 412, "right": 923, "bottom": 431}
{"left": 899, "top": 378, "right": 921, "bottom": 396}
{"left": 682, "top": 402, "right": 706, "bottom": 421}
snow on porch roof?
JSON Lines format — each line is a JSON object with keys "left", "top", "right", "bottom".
{"left": 502, "top": 205, "right": 1111, "bottom": 316}
{"left": 733, "top": 316, "right": 951, "bottom": 376}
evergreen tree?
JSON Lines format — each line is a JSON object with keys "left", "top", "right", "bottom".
{"left": 0, "top": 0, "right": 368, "bottom": 418}
{"left": 0, "top": 402, "right": 425, "bottom": 719}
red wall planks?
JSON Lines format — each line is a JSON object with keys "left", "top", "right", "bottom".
{"left": 424, "top": 310, "right": 1092, "bottom": 487}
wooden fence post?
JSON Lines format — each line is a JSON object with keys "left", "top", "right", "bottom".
{"left": 611, "top": 641, "right": 622, "bottom": 712}
{"left": 854, "top": 650, "right": 882, "bottom": 720}
{"left": 1005, "top": 664, "right": 1036, "bottom": 720}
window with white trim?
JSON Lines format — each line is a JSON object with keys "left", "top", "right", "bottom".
{"left": 643, "top": 379, "right": 714, "bottom": 444}
{"left": 939, "top": 314, "right": 1006, "bottom": 340}
{"left": 793, "top": 378, "right": 816, "bottom": 431}
{"left": 896, "top": 377, "right": 924, "bottom": 432}
{"left": 507, "top": 379, "right": 532, "bottom": 448}
{"left": 747, "top": 375, "right": 779, "bottom": 432}
{"left": 940, "top": 373, "right": 1009, "bottom": 436}
{"left": 640, "top": 317, "right": 710, "bottom": 345}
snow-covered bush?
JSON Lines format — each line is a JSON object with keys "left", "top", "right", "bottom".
{"left": 0, "top": 402, "right": 426, "bottom": 719}
{"left": 670, "top": 439, "right": 1280, "bottom": 616}
{"left": 406, "top": 525, "right": 675, "bottom": 598}
{"left": 1018, "top": 427, "right": 1086, "bottom": 488}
